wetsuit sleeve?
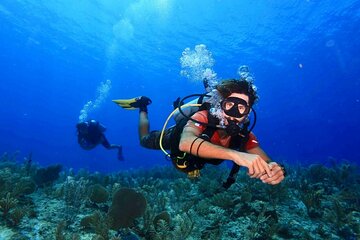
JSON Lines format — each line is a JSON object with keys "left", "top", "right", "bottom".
{"left": 245, "top": 132, "right": 259, "bottom": 150}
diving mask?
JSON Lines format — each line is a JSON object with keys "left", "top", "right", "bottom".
{"left": 221, "top": 97, "right": 250, "bottom": 118}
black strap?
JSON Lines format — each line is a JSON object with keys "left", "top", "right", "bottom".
{"left": 222, "top": 164, "right": 240, "bottom": 189}
{"left": 222, "top": 130, "right": 250, "bottom": 189}
{"left": 198, "top": 111, "right": 250, "bottom": 189}
{"left": 197, "top": 94, "right": 206, "bottom": 104}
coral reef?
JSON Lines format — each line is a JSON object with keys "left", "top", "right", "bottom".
{"left": 88, "top": 184, "right": 109, "bottom": 204}
{"left": 34, "top": 164, "right": 62, "bottom": 187}
{"left": 108, "top": 188, "right": 147, "bottom": 230}
{"left": 0, "top": 151, "right": 359, "bottom": 239}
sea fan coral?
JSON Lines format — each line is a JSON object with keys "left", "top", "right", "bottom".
{"left": 108, "top": 188, "right": 147, "bottom": 229}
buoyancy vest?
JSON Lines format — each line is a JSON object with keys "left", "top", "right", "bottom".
{"left": 169, "top": 104, "right": 250, "bottom": 188}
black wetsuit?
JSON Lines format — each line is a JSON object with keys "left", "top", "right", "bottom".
{"left": 76, "top": 120, "right": 123, "bottom": 160}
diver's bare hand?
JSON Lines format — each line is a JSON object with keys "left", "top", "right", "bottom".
{"left": 235, "top": 153, "right": 272, "bottom": 179}
{"left": 260, "top": 162, "right": 285, "bottom": 185}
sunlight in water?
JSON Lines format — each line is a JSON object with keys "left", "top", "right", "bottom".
{"left": 112, "top": 18, "right": 134, "bottom": 42}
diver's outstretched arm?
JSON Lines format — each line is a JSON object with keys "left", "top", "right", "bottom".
{"left": 179, "top": 121, "right": 272, "bottom": 181}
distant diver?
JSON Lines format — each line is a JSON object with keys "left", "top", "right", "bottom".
{"left": 113, "top": 78, "right": 285, "bottom": 188}
{"left": 76, "top": 120, "right": 124, "bottom": 160}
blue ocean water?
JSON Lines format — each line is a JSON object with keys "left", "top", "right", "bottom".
{"left": 0, "top": 0, "right": 359, "bottom": 173}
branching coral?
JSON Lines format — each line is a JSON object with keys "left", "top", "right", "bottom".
{"left": 300, "top": 189, "right": 323, "bottom": 218}
{"left": 12, "top": 177, "right": 36, "bottom": 197}
{"left": 0, "top": 192, "right": 18, "bottom": 217}
{"left": 0, "top": 168, "right": 15, "bottom": 195}
{"left": 323, "top": 197, "right": 359, "bottom": 238}
{"left": 172, "top": 212, "right": 194, "bottom": 240}
{"left": 61, "top": 176, "right": 89, "bottom": 208}
{"left": 245, "top": 206, "right": 279, "bottom": 239}
{"left": 8, "top": 207, "right": 26, "bottom": 226}
{"left": 131, "top": 205, "right": 156, "bottom": 238}
{"left": 55, "top": 220, "right": 67, "bottom": 240}
{"left": 80, "top": 211, "right": 110, "bottom": 239}
{"left": 131, "top": 206, "right": 193, "bottom": 240}
{"left": 153, "top": 219, "right": 171, "bottom": 240}
{"left": 210, "top": 192, "right": 235, "bottom": 210}
{"left": 263, "top": 182, "right": 290, "bottom": 205}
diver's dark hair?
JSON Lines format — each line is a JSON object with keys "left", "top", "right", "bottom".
{"left": 216, "top": 79, "right": 258, "bottom": 106}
